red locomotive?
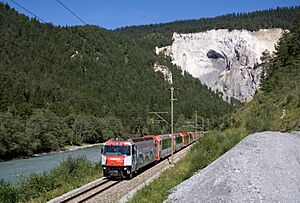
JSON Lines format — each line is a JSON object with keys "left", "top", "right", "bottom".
{"left": 100, "top": 131, "right": 203, "bottom": 178}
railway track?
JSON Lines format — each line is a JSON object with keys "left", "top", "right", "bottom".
{"left": 47, "top": 178, "right": 122, "bottom": 203}
{"left": 48, "top": 139, "right": 202, "bottom": 203}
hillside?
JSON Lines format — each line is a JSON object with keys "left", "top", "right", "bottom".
{"left": 116, "top": 5, "right": 300, "bottom": 132}
{"left": 156, "top": 29, "right": 284, "bottom": 102}
{"left": 128, "top": 17, "right": 300, "bottom": 202}
{"left": 224, "top": 16, "right": 300, "bottom": 132}
{"left": 116, "top": 7, "right": 300, "bottom": 48}
{"left": 0, "top": 3, "right": 232, "bottom": 159}
{"left": 116, "top": 7, "right": 299, "bottom": 103}
{"left": 0, "top": 3, "right": 298, "bottom": 160}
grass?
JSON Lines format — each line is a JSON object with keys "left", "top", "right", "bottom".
{"left": 0, "top": 156, "right": 102, "bottom": 203}
{"left": 129, "top": 128, "right": 248, "bottom": 203}
{"left": 0, "top": 129, "right": 248, "bottom": 203}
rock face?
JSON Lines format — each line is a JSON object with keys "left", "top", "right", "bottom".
{"left": 153, "top": 62, "right": 173, "bottom": 84}
{"left": 166, "top": 131, "right": 300, "bottom": 202}
{"left": 156, "top": 29, "right": 285, "bottom": 102}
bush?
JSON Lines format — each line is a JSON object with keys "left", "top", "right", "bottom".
{"left": 26, "top": 109, "right": 67, "bottom": 152}
{"left": 0, "top": 156, "right": 101, "bottom": 202}
{"left": 0, "top": 179, "right": 18, "bottom": 203}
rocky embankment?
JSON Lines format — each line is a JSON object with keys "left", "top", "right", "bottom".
{"left": 166, "top": 131, "right": 300, "bottom": 202}
{"left": 156, "top": 29, "right": 285, "bottom": 102}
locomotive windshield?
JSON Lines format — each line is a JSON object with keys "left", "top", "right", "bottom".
{"left": 103, "top": 146, "right": 131, "bottom": 156}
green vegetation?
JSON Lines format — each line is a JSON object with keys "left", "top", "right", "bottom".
{"left": 116, "top": 7, "right": 300, "bottom": 47}
{"left": 0, "top": 3, "right": 299, "bottom": 201}
{"left": 129, "top": 13, "right": 300, "bottom": 203}
{"left": 129, "top": 128, "right": 247, "bottom": 203}
{"left": 0, "top": 156, "right": 101, "bottom": 203}
{"left": 225, "top": 14, "right": 300, "bottom": 133}
{"left": 0, "top": 3, "right": 234, "bottom": 160}
{"left": 1, "top": 3, "right": 298, "bottom": 160}
{"left": 0, "top": 110, "right": 121, "bottom": 159}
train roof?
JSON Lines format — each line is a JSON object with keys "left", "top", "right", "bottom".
{"left": 131, "top": 136, "right": 154, "bottom": 143}
{"left": 180, "top": 132, "right": 189, "bottom": 136}
{"left": 105, "top": 139, "right": 131, "bottom": 146}
{"left": 145, "top": 134, "right": 172, "bottom": 141}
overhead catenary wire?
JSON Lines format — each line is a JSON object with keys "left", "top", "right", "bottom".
{"left": 1, "top": 0, "right": 101, "bottom": 66}
{"left": 9, "top": 0, "right": 47, "bottom": 23}
{"left": 55, "top": 0, "right": 88, "bottom": 25}
{"left": 1, "top": 1, "right": 64, "bottom": 66}
{"left": 53, "top": 0, "right": 112, "bottom": 64}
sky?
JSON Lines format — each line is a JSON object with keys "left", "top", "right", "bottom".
{"left": 3, "top": 0, "right": 300, "bottom": 29}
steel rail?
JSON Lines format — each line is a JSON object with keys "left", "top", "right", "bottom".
{"left": 48, "top": 178, "right": 122, "bottom": 203}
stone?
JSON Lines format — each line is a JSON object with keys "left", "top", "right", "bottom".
{"left": 153, "top": 62, "right": 173, "bottom": 84}
{"left": 156, "top": 29, "right": 285, "bottom": 102}
{"left": 165, "top": 131, "right": 300, "bottom": 203}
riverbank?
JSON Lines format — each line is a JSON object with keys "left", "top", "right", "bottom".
{"left": 0, "top": 156, "right": 102, "bottom": 203}
{"left": 0, "top": 143, "right": 102, "bottom": 162}
{"left": 34, "top": 143, "right": 102, "bottom": 157}
{"left": 63, "top": 143, "right": 101, "bottom": 152}
{"left": 0, "top": 144, "right": 102, "bottom": 183}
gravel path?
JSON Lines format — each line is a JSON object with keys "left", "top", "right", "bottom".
{"left": 166, "top": 131, "right": 300, "bottom": 203}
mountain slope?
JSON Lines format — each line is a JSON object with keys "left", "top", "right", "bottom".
{"left": 115, "top": 7, "right": 299, "bottom": 103}
{"left": 230, "top": 16, "right": 300, "bottom": 132}
{"left": 116, "top": 7, "right": 300, "bottom": 48}
{"left": 0, "top": 3, "right": 233, "bottom": 159}
{"left": 156, "top": 29, "right": 285, "bottom": 102}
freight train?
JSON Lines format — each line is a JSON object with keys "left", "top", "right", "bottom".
{"left": 100, "top": 131, "right": 204, "bottom": 179}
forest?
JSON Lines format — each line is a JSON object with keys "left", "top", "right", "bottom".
{"left": 116, "top": 6, "right": 300, "bottom": 48}
{"left": 235, "top": 16, "right": 300, "bottom": 132}
{"left": 0, "top": 3, "right": 299, "bottom": 160}
{"left": 0, "top": 3, "right": 232, "bottom": 159}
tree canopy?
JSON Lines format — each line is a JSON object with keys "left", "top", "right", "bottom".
{"left": 0, "top": 4, "right": 298, "bottom": 159}
{"left": 0, "top": 3, "right": 235, "bottom": 159}
{"left": 227, "top": 15, "right": 300, "bottom": 132}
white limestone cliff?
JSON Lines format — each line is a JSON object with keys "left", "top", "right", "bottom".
{"left": 156, "top": 29, "right": 285, "bottom": 102}
{"left": 153, "top": 62, "right": 173, "bottom": 84}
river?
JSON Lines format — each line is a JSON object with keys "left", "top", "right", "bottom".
{"left": 0, "top": 146, "right": 101, "bottom": 183}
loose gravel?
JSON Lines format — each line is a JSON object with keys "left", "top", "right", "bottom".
{"left": 166, "top": 131, "right": 300, "bottom": 203}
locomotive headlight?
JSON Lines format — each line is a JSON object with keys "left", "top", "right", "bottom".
{"left": 124, "top": 156, "right": 132, "bottom": 166}
{"left": 103, "top": 167, "right": 106, "bottom": 170}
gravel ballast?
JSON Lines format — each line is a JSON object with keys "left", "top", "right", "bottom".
{"left": 166, "top": 131, "right": 300, "bottom": 202}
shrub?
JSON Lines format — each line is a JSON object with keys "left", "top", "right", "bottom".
{"left": 0, "top": 156, "right": 101, "bottom": 202}
{"left": 0, "top": 179, "right": 18, "bottom": 203}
